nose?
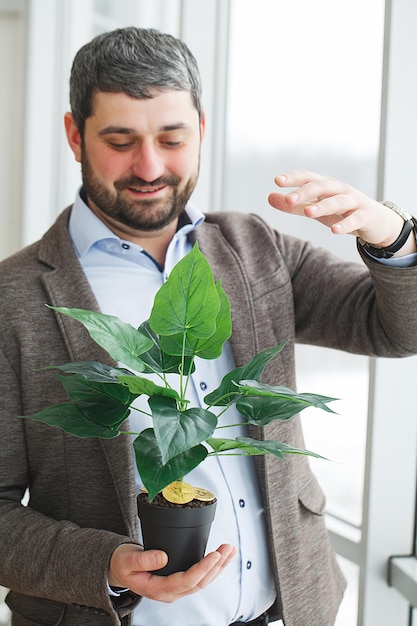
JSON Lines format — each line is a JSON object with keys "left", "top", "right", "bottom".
{"left": 131, "top": 140, "right": 165, "bottom": 182}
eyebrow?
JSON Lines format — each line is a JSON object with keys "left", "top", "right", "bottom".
{"left": 98, "top": 123, "right": 192, "bottom": 136}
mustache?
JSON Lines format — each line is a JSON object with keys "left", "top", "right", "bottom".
{"left": 115, "top": 175, "right": 180, "bottom": 190}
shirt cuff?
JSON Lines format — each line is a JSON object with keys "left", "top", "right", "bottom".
{"left": 107, "top": 580, "right": 129, "bottom": 596}
{"left": 363, "top": 249, "right": 417, "bottom": 267}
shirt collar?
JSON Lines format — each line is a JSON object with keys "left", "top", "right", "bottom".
{"left": 68, "top": 187, "right": 205, "bottom": 259}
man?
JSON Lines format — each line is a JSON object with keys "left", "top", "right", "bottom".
{"left": 1, "top": 26, "right": 417, "bottom": 626}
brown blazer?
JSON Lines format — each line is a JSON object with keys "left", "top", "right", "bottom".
{"left": 1, "top": 208, "right": 417, "bottom": 626}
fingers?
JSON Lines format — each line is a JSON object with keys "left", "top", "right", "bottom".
{"left": 273, "top": 169, "right": 323, "bottom": 188}
{"left": 194, "top": 544, "right": 237, "bottom": 589}
{"left": 269, "top": 170, "right": 350, "bottom": 211}
{"left": 143, "top": 544, "right": 237, "bottom": 601}
{"left": 268, "top": 170, "right": 371, "bottom": 235}
{"left": 302, "top": 194, "right": 360, "bottom": 233}
{"left": 267, "top": 170, "right": 335, "bottom": 217}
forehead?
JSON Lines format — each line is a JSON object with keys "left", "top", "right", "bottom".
{"left": 88, "top": 90, "right": 200, "bottom": 133}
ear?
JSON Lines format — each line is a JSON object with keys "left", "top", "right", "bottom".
{"left": 199, "top": 111, "right": 206, "bottom": 142}
{"left": 64, "top": 112, "right": 82, "bottom": 163}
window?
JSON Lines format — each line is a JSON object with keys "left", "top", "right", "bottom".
{"left": 224, "top": 0, "right": 384, "bottom": 526}
{"left": 223, "top": 1, "right": 417, "bottom": 624}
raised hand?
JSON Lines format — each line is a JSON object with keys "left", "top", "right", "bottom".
{"left": 268, "top": 170, "right": 416, "bottom": 255}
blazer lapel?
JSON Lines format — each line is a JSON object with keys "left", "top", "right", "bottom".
{"left": 37, "top": 208, "right": 138, "bottom": 536}
{"left": 194, "top": 221, "right": 258, "bottom": 366}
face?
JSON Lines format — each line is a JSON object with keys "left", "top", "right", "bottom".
{"left": 65, "top": 90, "right": 205, "bottom": 237}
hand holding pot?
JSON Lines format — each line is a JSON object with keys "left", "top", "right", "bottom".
{"left": 108, "top": 543, "right": 237, "bottom": 602}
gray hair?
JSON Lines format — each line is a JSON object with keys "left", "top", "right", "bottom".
{"left": 69, "top": 27, "right": 203, "bottom": 136}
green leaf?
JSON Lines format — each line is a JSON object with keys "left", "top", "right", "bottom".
{"left": 235, "top": 380, "right": 337, "bottom": 425}
{"left": 51, "top": 361, "right": 133, "bottom": 383}
{"left": 236, "top": 396, "right": 307, "bottom": 425}
{"left": 48, "top": 306, "right": 153, "bottom": 372}
{"left": 206, "top": 436, "right": 271, "bottom": 455}
{"left": 55, "top": 373, "right": 135, "bottom": 428}
{"left": 19, "top": 404, "right": 120, "bottom": 439}
{"left": 133, "top": 429, "right": 208, "bottom": 501}
{"left": 149, "top": 395, "right": 217, "bottom": 464}
{"left": 204, "top": 342, "right": 287, "bottom": 406}
{"left": 136, "top": 320, "right": 196, "bottom": 375}
{"left": 159, "top": 280, "right": 232, "bottom": 359}
{"left": 117, "top": 374, "right": 181, "bottom": 402}
{"left": 237, "top": 437, "right": 328, "bottom": 460}
{"left": 240, "top": 379, "right": 336, "bottom": 406}
{"left": 193, "top": 280, "right": 232, "bottom": 358}
{"left": 206, "top": 437, "right": 248, "bottom": 453}
{"left": 207, "top": 436, "right": 327, "bottom": 460}
{"left": 149, "top": 243, "right": 220, "bottom": 339}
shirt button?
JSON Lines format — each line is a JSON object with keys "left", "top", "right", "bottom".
{"left": 199, "top": 381, "right": 207, "bottom": 391}
{"left": 246, "top": 561, "right": 252, "bottom": 570}
{"left": 121, "top": 243, "right": 130, "bottom": 250}
{"left": 239, "top": 499, "right": 245, "bottom": 508}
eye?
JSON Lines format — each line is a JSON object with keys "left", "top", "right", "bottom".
{"left": 109, "top": 142, "right": 134, "bottom": 151}
{"left": 162, "top": 141, "right": 182, "bottom": 147}
{"left": 159, "top": 131, "right": 186, "bottom": 148}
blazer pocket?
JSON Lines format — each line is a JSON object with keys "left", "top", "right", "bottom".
{"left": 6, "top": 593, "right": 117, "bottom": 626}
{"left": 298, "top": 475, "right": 326, "bottom": 516}
{"left": 6, "top": 592, "right": 66, "bottom": 626}
{"left": 250, "top": 268, "right": 290, "bottom": 300}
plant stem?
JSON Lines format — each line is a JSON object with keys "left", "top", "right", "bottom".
{"left": 119, "top": 430, "right": 141, "bottom": 436}
{"left": 215, "top": 422, "right": 247, "bottom": 429}
{"left": 128, "top": 405, "right": 152, "bottom": 417}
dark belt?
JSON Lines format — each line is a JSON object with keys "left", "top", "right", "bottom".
{"left": 230, "top": 611, "right": 269, "bottom": 625}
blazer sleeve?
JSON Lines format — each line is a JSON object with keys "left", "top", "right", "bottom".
{"left": 0, "top": 340, "right": 141, "bottom": 624}
{"left": 277, "top": 230, "right": 417, "bottom": 356}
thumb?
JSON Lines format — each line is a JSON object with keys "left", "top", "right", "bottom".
{"left": 109, "top": 544, "right": 168, "bottom": 586}
{"left": 133, "top": 548, "right": 168, "bottom": 572}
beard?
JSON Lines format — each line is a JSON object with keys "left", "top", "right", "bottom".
{"left": 80, "top": 151, "right": 199, "bottom": 232}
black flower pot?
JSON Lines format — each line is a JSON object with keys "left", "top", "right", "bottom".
{"left": 137, "top": 495, "right": 217, "bottom": 576}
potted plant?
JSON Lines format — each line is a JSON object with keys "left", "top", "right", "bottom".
{"left": 21, "top": 243, "right": 335, "bottom": 574}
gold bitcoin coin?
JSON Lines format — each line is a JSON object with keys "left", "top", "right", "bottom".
{"left": 194, "top": 487, "right": 216, "bottom": 502}
{"left": 162, "top": 481, "right": 196, "bottom": 504}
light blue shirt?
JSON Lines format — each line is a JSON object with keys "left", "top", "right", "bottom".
{"left": 69, "top": 190, "right": 276, "bottom": 626}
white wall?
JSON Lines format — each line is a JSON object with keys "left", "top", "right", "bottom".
{"left": 0, "top": 0, "right": 26, "bottom": 259}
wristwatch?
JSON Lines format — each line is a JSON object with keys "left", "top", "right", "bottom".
{"left": 361, "top": 201, "right": 415, "bottom": 259}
